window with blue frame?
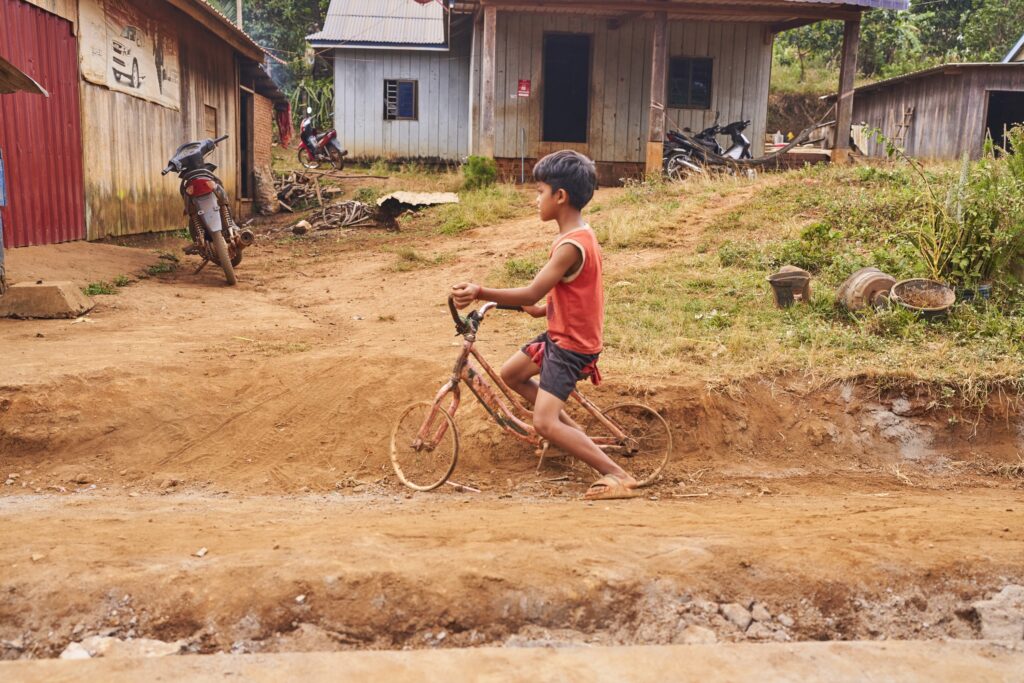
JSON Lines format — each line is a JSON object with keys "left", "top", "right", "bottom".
{"left": 384, "top": 79, "right": 418, "bottom": 121}
{"left": 668, "top": 57, "right": 712, "bottom": 109}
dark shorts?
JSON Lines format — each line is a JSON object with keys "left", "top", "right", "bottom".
{"left": 521, "top": 332, "right": 600, "bottom": 402}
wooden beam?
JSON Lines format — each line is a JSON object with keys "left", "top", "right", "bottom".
{"left": 481, "top": 0, "right": 861, "bottom": 21}
{"left": 165, "top": 0, "right": 263, "bottom": 62}
{"left": 480, "top": 5, "right": 497, "bottom": 158}
{"left": 832, "top": 17, "right": 860, "bottom": 164}
{"left": 768, "top": 18, "right": 820, "bottom": 35}
{"left": 646, "top": 11, "right": 668, "bottom": 174}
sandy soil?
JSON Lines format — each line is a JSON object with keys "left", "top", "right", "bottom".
{"left": 1, "top": 187, "right": 1022, "bottom": 671}
{"left": 3, "top": 641, "right": 1024, "bottom": 683}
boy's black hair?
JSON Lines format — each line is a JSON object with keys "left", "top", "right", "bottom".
{"left": 533, "top": 150, "right": 597, "bottom": 210}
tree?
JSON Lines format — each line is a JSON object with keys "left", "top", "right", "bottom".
{"left": 857, "top": 10, "right": 924, "bottom": 77}
{"left": 209, "top": 0, "right": 331, "bottom": 92}
{"left": 962, "top": 0, "right": 1024, "bottom": 61}
{"left": 775, "top": 22, "right": 842, "bottom": 81}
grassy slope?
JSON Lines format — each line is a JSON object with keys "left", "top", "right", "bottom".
{"left": 492, "top": 168, "right": 1024, "bottom": 400}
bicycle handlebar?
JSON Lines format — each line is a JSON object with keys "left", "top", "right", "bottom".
{"left": 447, "top": 296, "right": 506, "bottom": 336}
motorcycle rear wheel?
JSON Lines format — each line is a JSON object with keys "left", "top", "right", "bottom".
{"left": 328, "top": 147, "right": 345, "bottom": 171}
{"left": 666, "top": 154, "right": 704, "bottom": 182}
{"left": 298, "top": 148, "right": 320, "bottom": 170}
{"left": 210, "top": 231, "right": 237, "bottom": 286}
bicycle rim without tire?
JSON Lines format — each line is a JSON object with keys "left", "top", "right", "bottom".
{"left": 587, "top": 403, "right": 672, "bottom": 487}
{"left": 390, "top": 400, "right": 459, "bottom": 491}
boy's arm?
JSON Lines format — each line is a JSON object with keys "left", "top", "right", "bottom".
{"left": 452, "top": 243, "right": 580, "bottom": 309}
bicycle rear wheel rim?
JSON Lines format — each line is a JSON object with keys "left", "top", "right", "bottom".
{"left": 587, "top": 403, "right": 672, "bottom": 487}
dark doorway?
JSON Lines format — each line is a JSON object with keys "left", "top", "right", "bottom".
{"left": 542, "top": 34, "right": 590, "bottom": 143}
{"left": 239, "top": 89, "right": 254, "bottom": 200}
{"left": 986, "top": 90, "right": 1024, "bottom": 152}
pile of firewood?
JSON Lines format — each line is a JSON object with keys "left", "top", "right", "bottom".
{"left": 274, "top": 171, "right": 344, "bottom": 212}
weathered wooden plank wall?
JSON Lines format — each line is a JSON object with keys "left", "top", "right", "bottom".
{"left": 82, "top": 7, "right": 240, "bottom": 240}
{"left": 20, "top": 0, "right": 76, "bottom": 24}
{"left": 487, "top": 13, "right": 771, "bottom": 162}
{"left": 666, "top": 21, "right": 770, "bottom": 157}
{"left": 333, "top": 39, "right": 472, "bottom": 160}
{"left": 853, "top": 66, "right": 1024, "bottom": 160}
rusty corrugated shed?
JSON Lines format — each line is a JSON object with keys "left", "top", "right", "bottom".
{"left": 0, "top": 0, "right": 85, "bottom": 247}
{"left": 308, "top": 0, "right": 447, "bottom": 49}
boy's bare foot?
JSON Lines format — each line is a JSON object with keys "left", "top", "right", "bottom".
{"left": 584, "top": 473, "right": 640, "bottom": 501}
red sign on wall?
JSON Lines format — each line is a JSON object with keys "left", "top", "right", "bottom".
{"left": 517, "top": 79, "right": 531, "bottom": 98}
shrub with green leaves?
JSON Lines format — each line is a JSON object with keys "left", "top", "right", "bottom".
{"left": 461, "top": 156, "right": 498, "bottom": 190}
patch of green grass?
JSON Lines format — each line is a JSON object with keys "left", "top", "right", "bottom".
{"left": 83, "top": 281, "right": 117, "bottom": 296}
{"left": 113, "top": 274, "right": 132, "bottom": 287}
{"left": 494, "top": 251, "right": 547, "bottom": 287}
{"left": 389, "top": 247, "right": 452, "bottom": 272}
{"left": 603, "top": 250, "right": 1024, "bottom": 396}
{"left": 594, "top": 199, "right": 678, "bottom": 250}
{"left": 147, "top": 261, "right": 177, "bottom": 276}
{"left": 435, "top": 185, "right": 530, "bottom": 236}
{"left": 354, "top": 187, "right": 382, "bottom": 205}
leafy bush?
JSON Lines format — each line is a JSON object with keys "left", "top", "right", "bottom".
{"left": 462, "top": 156, "right": 498, "bottom": 190}
{"left": 917, "top": 152, "right": 1024, "bottom": 287}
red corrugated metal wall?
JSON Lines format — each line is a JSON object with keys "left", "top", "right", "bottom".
{"left": 0, "top": 0, "right": 85, "bottom": 247}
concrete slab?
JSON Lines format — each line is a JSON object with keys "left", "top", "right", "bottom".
{"left": 1, "top": 641, "right": 1022, "bottom": 683}
{"left": 0, "top": 281, "right": 93, "bottom": 319}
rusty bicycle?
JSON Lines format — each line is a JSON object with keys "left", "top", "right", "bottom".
{"left": 389, "top": 296, "right": 672, "bottom": 491}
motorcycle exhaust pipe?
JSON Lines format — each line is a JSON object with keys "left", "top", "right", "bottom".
{"left": 236, "top": 229, "right": 256, "bottom": 248}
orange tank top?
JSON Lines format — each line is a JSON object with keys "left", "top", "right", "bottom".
{"left": 546, "top": 226, "right": 603, "bottom": 355}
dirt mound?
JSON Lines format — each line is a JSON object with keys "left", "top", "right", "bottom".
{"left": 767, "top": 91, "right": 833, "bottom": 140}
{"left": 3, "top": 364, "right": 1022, "bottom": 495}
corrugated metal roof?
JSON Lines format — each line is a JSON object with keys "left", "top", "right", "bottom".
{"left": 1005, "top": 33, "right": 1024, "bottom": 63}
{"left": 822, "top": 62, "right": 1024, "bottom": 100}
{"left": 780, "top": 0, "right": 907, "bottom": 9}
{"left": 444, "top": 0, "right": 908, "bottom": 10}
{"left": 308, "top": 0, "right": 446, "bottom": 49}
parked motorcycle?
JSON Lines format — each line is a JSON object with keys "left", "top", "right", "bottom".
{"left": 161, "top": 134, "right": 254, "bottom": 286}
{"left": 719, "top": 119, "right": 753, "bottom": 160}
{"left": 663, "top": 114, "right": 754, "bottom": 180}
{"left": 299, "top": 108, "right": 347, "bottom": 170}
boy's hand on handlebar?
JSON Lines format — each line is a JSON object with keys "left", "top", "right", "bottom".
{"left": 451, "top": 282, "right": 481, "bottom": 309}
{"left": 522, "top": 304, "right": 546, "bottom": 318}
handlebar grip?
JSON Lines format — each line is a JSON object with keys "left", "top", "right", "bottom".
{"left": 496, "top": 305, "right": 523, "bottom": 311}
{"left": 161, "top": 167, "right": 170, "bottom": 176}
{"left": 214, "top": 134, "right": 229, "bottom": 144}
{"left": 447, "top": 295, "right": 467, "bottom": 333}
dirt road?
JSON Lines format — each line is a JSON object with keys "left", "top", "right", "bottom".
{"left": 4, "top": 641, "right": 1024, "bottom": 683}
{"left": 1, "top": 489, "right": 1022, "bottom": 658}
{"left": 2, "top": 190, "right": 1023, "bottom": 673}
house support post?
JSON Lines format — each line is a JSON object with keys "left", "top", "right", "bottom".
{"left": 832, "top": 16, "right": 860, "bottom": 164}
{"left": 480, "top": 5, "right": 497, "bottom": 158}
{"left": 645, "top": 11, "right": 668, "bottom": 174}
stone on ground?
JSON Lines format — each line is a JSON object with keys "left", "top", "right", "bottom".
{"left": 0, "top": 281, "right": 93, "bottom": 319}
{"left": 972, "top": 585, "right": 1024, "bottom": 640}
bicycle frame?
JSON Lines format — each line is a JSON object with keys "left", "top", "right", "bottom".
{"left": 413, "top": 308, "right": 631, "bottom": 459}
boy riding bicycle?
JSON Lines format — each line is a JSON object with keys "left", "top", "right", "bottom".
{"left": 451, "top": 150, "right": 638, "bottom": 500}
